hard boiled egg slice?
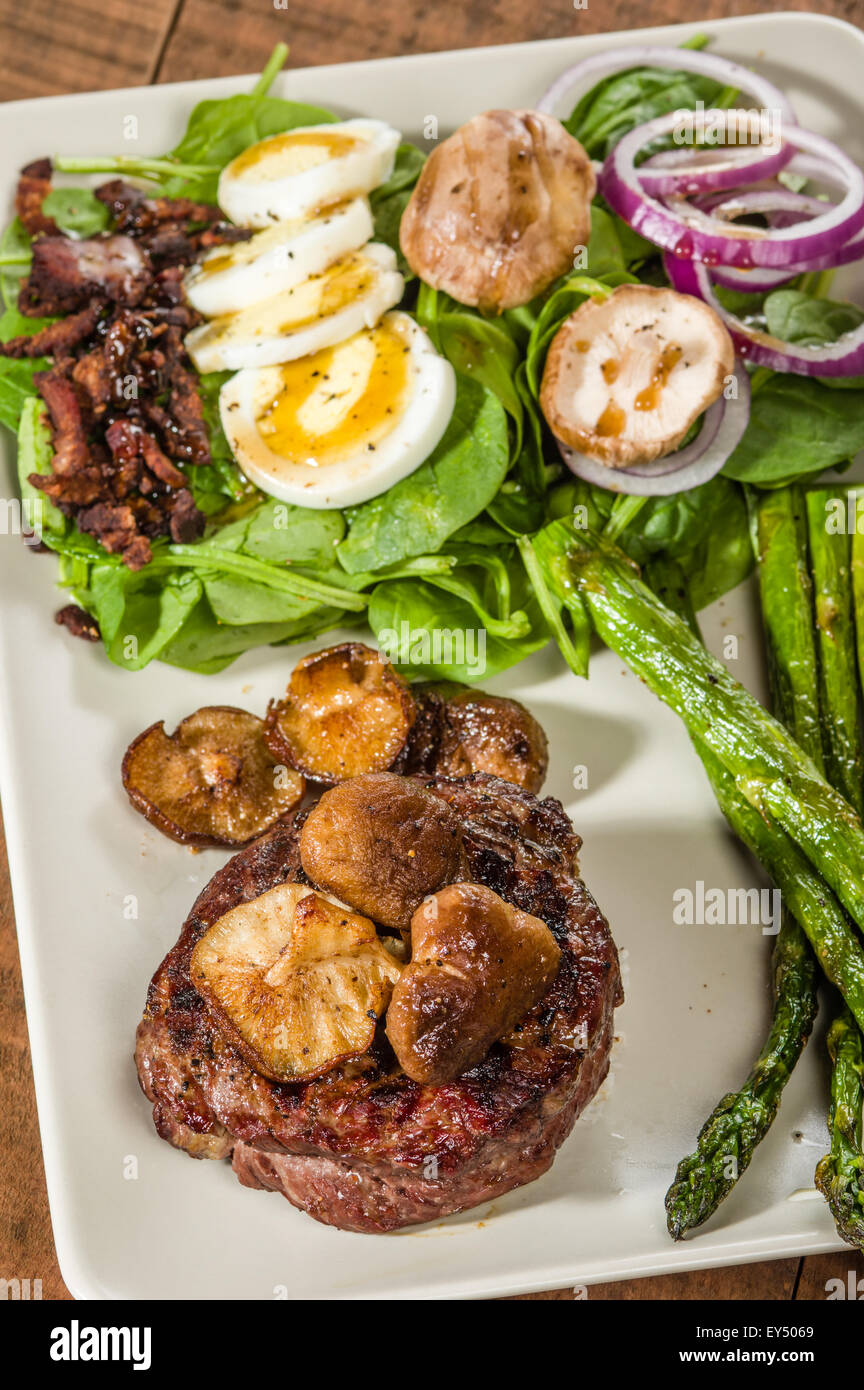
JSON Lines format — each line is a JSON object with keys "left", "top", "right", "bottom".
{"left": 184, "top": 242, "right": 404, "bottom": 374}
{"left": 219, "top": 310, "right": 456, "bottom": 509}
{"left": 218, "top": 119, "right": 401, "bottom": 229}
{"left": 183, "top": 197, "right": 374, "bottom": 317}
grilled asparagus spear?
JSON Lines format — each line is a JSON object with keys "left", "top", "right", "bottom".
{"left": 755, "top": 488, "right": 824, "bottom": 771}
{"left": 805, "top": 489, "right": 863, "bottom": 813}
{"left": 815, "top": 1006, "right": 864, "bottom": 1247}
{"left": 646, "top": 553, "right": 819, "bottom": 1238}
{"left": 805, "top": 489, "right": 864, "bottom": 1250}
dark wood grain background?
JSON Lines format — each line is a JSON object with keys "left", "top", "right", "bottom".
{"left": 1, "top": 0, "right": 863, "bottom": 1302}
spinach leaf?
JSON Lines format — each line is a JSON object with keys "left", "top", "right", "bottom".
{"left": 764, "top": 289, "right": 864, "bottom": 347}
{"left": 159, "top": 597, "right": 345, "bottom": 674}
{"left": 763, "top": 289, "right": 864, "bottom": 390}
{"left": 583, "top": 203, "right": 653, "bottom": 279}
{"left": 368, "top": 573, "right": 548, "bottom": 682}
{"left": 164, "top": 96, "right": 337, "bottom": 203}
{"left": 87, "top": 565, "right": 204, "bottom": 671}
{"left": 417, "top": 286, "right": 524, "bottom": 438}
{"left": 0, "top": 304, "right": 55, "bottom": 342}
{"left": 16, "top": 396, "right": 65, "bottom": 536}
{"left": 0, "top": 357, "right": 49, "bottom": 432}
{"left": 724, "top": 376, "right": 864, "bottom": 486}
{"left": 337, "top": 375, "right": 509, "bottom": 574}
{"left": 41, "top": 188, "right": 110, "bottom": 237}
{"left": 201, "top": 573, "right": 326, "bottom": 626}
{"left": 0, "top": 218, "right": 32, "bottom": 311}
{"left": 565, "top": 38, "right": 726, "bottom": 160}
{"left": 244, "top": 498, "right": 344, "bottom": 565}
{"left": 0, "top": 294, "right": 55, "bottom": 433}
{"left": 369, "top": 142, "right": 425, "bottom": 270}
{"left": 192, "top": 370, "right": 253, "bottom": 504}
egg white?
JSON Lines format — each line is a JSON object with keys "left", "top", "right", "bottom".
{"left": 219, "top": 310, "right": 456, "bottom": 509}
{"left": 184, "top": 242, "right": 404, "bottom": 374}
{"left": 218, "top": 118, "right": 401, "bottom": 229}
{"left": 183, "top": 197, "right": 374, "bottom": 318}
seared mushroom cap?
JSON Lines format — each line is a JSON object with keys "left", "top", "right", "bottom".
{"left": 436, "top": 689, "right": 548, "bottom": 792}
{"left": 299, "top": 771, "right": 467, "bottom": 930}
{"left": 400, "top": 109, "right": 595, "bottom": 313}
{"left": 540, "top": 284, "right": 735, "bottom": 467}
{"left": 264, "top": 642, "right": 416, "bottom": 785}
{"left": 398, "top": 685, "right": 548, "bottom": 792}
{"left": 190, "top": 882, "right": 403, "bottom": 1082}
{"left": 386, "top": 882, "right": 562, "bottom": 1084}
{"left": 122, "top": 706, "right": 305, "bottom": 848}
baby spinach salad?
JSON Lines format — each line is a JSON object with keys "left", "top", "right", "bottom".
{"left": 2, "top": 37, "right": 863, "bottom": 683}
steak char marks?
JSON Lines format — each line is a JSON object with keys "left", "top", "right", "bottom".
{"left": 135, "top": 773, "right": 622, "bottom": 1233}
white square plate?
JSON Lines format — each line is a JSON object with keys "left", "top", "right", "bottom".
{"left": 1, "top": 12, "right": 862, "bottom": 1300}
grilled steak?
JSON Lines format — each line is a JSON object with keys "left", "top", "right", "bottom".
{"left": 135, "top": 773, "right": 622, "bottom": 1233}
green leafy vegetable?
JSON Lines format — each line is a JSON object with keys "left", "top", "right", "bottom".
{"left": 724, "top": 377, "right": 864, "bottom": 486}
{"left": 369, "top": 143, "right": 425, "bottom": 270}
{"left": 337, "top": 375, "right": 509, "bottom": 574}
{"left": 763, "top": 289, "right": 864, "bottom": 390}
{"left": 564, "top": 36, "right": 727, "bottom": 159}
{"left": 41, "top": 187, "right": 109, "bottom": 237}
{"left": 16, "top": 396, "right": 64, "bottom": 537}
{"left": 0, "top": 356, "right": 50, "bottom": 432}
{"left": 0, "top": 219, "right": 32, "bottom": 311}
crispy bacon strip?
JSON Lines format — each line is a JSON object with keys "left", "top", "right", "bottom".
{"left": 20, "top": 234, "right": 150, "bottom": 316}
{"left": 0, "top": 302, "right": 105, "bottom": 359}
{"left": 15, "top": 158, "right": 58, "bottom": 237}
{"left": 55, "top": 605, "right": 101, "bottom": 642}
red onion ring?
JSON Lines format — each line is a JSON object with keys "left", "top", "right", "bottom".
{"left": 638, "top": 140, "right": 794, "bottom": 197}
{"left": 710, "top": 223, "right": 864, "bottom": 292}
{"left": 556, "top": 363, "right": 751, "bottom": 497}
{"left": 601, "top": 116, "right": 864, "bottom": 269}
{"left": 665, "top": 254, "right": 864, "bottom": 375}
{"left": 694, "top": 189, "right": 827, "bottom": 223}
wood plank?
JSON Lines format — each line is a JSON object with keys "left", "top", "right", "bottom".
{"left": 156, "top": 0, "right": 864, "bottom": 86}
{"left": 0, "top": 0, "right": 178, "bottom": 102}
{"left": 796, "top": 1251, "right": 864, "bottom": 1300}
{"left": 0, "top": 801, "right": 71, "bottom": 1299}
{"left": 586, "top": 1259, "right": 800, "bottom": 1301}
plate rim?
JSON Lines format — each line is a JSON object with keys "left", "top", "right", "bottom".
{"left": 1, "top": 9, "right": 860, "bottom": 1300}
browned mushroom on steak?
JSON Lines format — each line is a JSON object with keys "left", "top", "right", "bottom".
{"left": 265, "top": 643, "right": 416, "bottom": 785}
{"left": 189, "top": 883, "right": 403, "bottom": 1083}
{"left": 399, "top": 684, "right": 549, "bottom": 792}
{"left": 386, "top": 881, "right": 561, "bottom": 1084}
{"left": 122, "top": 707, "right": 305, "bottom": 848}
{"left": 299, "top": 771, "right": 467, "bottom": 930}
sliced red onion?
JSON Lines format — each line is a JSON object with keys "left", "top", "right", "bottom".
{"left": 557, "top": 363, "right": 751, "bottom": 497}
{"left": 537, "top": 43, "right": 795, "bottom": 126}
{"left": 601, "top": 116, "right": 864, "bottom": 269}
{"left": 694, "top": 189, "right": 827, "bottom": 223}
{"left": 665, "top": 254, "right": 864, "bottom": 375}
{"left": 710, "top": 223, "right": 864, "bottom": 290}
{"left": 639, "top": 140, "right": 794, "bottom": 197}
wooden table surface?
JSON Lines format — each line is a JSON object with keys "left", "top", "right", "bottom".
{"left": 2, "top": 0, "right": 864, "bottom": 1303}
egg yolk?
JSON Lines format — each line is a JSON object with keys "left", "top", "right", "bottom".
{"left": 230, "top": 130, "right": 360, "bottom": 180}
{"left": 256, "top": 322, "right": 411, "bottom": 469}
